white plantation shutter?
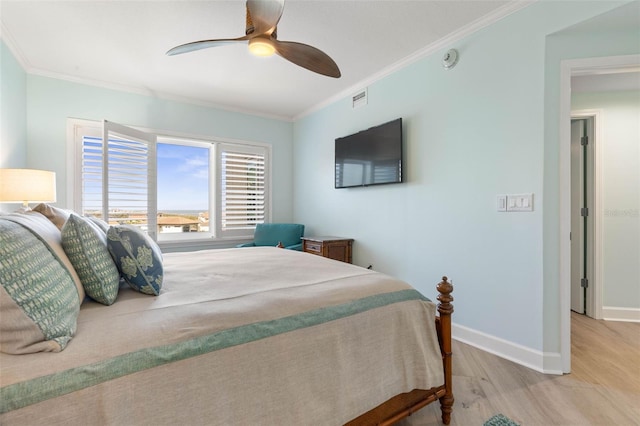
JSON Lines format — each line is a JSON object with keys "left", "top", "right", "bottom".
{"left": 219, "top": 144, "right": 268, "bottom": 236}
{"left": 81, "top": 134, "right": 104, "bottom": 215}
{"left": 102, "top": 121, "right": 157, "bottom": 240}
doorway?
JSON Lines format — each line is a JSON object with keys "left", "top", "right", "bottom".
{"left": 559, "top": 54, "right": 640, "bottom": 373}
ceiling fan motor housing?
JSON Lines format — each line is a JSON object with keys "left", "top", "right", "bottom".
{"left": 245, "top": 6, "right": 277, "bottom": 38}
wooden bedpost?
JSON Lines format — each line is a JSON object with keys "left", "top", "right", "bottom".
{"left": 437, "top": 276, "right": 454, "bottom": 425}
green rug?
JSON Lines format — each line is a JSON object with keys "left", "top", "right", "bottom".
{"left": 483, "top": 414, "right": 520, "bottom": 426}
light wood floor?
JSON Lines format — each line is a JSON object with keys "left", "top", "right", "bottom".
{"left": 399, "top": 313, "right": 640, "bottom": 426}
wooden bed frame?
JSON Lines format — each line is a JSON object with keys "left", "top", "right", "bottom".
{"left": 346, "top": 277, "right": 454, "bottom": 426}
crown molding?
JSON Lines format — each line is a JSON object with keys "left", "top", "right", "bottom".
{"left": 0, "top": 20, "right": 31, "bottom": 71}
{"left": 28, "top": 67, "right": 294, "bottom": 122}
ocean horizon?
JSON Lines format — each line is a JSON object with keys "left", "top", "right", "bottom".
{"left": 158, "top": 209, "right": 208, "bottom": 216}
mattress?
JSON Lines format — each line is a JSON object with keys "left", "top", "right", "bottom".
{"left": 1, "top": 247, "right": 443, "bottom": 425}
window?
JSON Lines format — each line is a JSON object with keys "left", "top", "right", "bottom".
{"left": 156, "top": 139, "right": 211, "bottom": 240}
{"left": 69, "top": 119, "right": 270, "bottom": 243}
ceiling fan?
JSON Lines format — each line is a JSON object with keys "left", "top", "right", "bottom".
{"left": 166, "top": 0, "right": 341, "bottom": 78}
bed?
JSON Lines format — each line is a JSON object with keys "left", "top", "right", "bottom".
{"left": 0, "top": 210, "right": 453, "bottom": 425}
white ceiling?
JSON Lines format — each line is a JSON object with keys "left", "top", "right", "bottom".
{"left": 0, "top": 0, "right": 528, "bottom": 120}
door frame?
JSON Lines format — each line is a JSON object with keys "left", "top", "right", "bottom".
{"left": 559, "top": 54, "right": 640, "bottom": 373}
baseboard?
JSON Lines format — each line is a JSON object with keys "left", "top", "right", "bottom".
{"left": 452, "top": 323, "right": 563, "bottom": 375}
{"left": 602, "top": 306, "right": 640, "bottom": 322}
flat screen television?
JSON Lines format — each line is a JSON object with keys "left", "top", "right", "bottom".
{"left": 334, "top": 118, "right": 403, "bottom": 189}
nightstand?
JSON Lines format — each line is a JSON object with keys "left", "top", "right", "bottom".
{"left": 301, "top": 237, "right": 353, "bottom": 264}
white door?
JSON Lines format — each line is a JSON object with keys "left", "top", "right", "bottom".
{"left": 570, "top": 117, "right": 594, "bottom": 315}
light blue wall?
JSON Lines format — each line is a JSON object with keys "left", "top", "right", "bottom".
{"left": 0, "top": 41, "right": 27, "bottom": 167}
{"left": 293, "top": 0, "right": 636, "bottom": 356}
{"left": 25, "top": 76, "right": 294, "bottom": 220}
{"left": 572, "top": 90, "right": 640, "bottom": 310}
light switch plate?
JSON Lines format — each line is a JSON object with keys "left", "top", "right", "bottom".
{"left": 497, "top": 195, "right": 507, "bottom": 212}
{"left": 507, "top": 193, "right": 534, "bottom": 212}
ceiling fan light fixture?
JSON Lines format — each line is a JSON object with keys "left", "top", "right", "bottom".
{"left": 248, "top": 37, "right": 275, "bottom": 57}
{"left": 167, "top": 1, "right": 340, "bottom": 77}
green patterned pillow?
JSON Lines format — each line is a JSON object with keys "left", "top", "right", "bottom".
{"left": 107, "top": 225, "right": 163, "bottom": 296}
{"left": 62, "top": 215, "right": 120, "bottom": 305}
{"left": 5, "top": 211, "right": 85, "bottom": 303}
{"left": 0, "top": 219, "right": 80, "bottom": 354}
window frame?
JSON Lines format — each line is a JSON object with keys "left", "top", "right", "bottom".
{"left": 67, "top": 118, "right": 272, "bottom": 248}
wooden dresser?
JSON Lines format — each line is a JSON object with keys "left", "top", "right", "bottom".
{"left": 301, "top": 237, "right": 353, "bottom": 264}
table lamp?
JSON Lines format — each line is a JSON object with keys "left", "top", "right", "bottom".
{"left": 0, "top": 168, "right": 57, "bottom": 210}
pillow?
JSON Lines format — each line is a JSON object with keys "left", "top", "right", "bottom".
{"left": 32, "top": 203, "right": 72, "bottom": 230}
{"left": 0, "top": 218, "right": 80, "bottom": 354}
{"left": 4, "top": 211, "right": 85, "bottom": 303}
{"left": 62, "top": 215, "right": 120, "bottom": 305}
{"left": 107, "top": 225, "right": 163, "bottom": 296}
{"left": 85, "top": 215, "right": 109, "bottom": 234}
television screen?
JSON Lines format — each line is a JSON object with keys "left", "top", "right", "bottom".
{"left": 334, "top": 118, "right": 403, "bottom": 189}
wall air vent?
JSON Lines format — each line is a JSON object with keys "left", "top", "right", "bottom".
{"left": 352, "top": 88, "right": 368, "bottom": 109}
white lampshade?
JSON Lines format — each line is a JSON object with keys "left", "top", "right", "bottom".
{"left": 0, "top": 168, "right": 57, "bottom": 208}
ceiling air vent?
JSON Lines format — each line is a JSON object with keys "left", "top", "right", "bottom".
{"left": 352, "top": 88, "right": 368, "bottom": 109}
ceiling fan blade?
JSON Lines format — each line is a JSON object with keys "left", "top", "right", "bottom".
{"left": 246, "top": 0, "right": 284, "bottom": 36}
{"left": 167, "top": 36, "right": 249, "bottom": 56}
{"left": 272, "top": 40, "right": 341, "bottom": 78}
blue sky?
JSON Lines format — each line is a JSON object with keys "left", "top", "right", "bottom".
{"left": 157, "top": 143, "right": 209, "bottom": 212}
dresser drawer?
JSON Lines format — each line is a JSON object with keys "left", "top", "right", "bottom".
{"left": 304, "top": 241, "right": 322, "bottom": 254}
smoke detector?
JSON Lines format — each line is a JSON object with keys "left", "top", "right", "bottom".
{"left": 442, "top": 49, "right": 459, "bottom": 70}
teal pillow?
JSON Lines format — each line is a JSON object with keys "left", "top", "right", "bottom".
{"left": 0, "top": 219, "right": 80, "bottom": 354}
{"left": 62, "top": 215, "right": 120, "bottom": 305}
{"left": 107, "top": 225, "right": 163, "bottom": 296}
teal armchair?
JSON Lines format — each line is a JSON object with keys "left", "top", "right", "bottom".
{"left": 237, "top": 223, "right": 305, "bottom": 251}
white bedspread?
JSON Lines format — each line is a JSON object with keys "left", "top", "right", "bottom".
{"left": 1, "top": 247, "right": 443, "bottom": 425}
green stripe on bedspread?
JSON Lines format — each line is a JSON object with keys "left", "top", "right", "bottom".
{"left": 1, "top": 289, "right": 428, "bottom": 414}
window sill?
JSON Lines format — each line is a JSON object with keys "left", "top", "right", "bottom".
{"left": 158, "top": 237, "right": 252, "bottom": 253}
